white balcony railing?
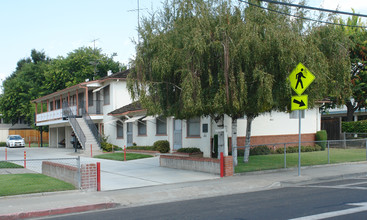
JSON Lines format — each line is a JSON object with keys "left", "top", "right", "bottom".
{"left": 36, "top": 106, "right": 77, "bottom": 123}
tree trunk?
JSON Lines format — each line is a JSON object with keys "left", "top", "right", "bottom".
{"left": 243, "top": 115, "right": 253, "bottom": 163}
{"left": 232, "top": 118, "right": 238, "bottom": 166}
{"left": 345, "top": 101, "right": 357, "bottom": 122}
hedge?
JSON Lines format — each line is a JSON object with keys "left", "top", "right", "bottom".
{"left": 342, "top": 120, "right": 367, "bottom": 133}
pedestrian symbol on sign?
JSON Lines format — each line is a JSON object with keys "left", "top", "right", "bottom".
{"left": 295, "top": 68, "right": 305, "bottom": 89}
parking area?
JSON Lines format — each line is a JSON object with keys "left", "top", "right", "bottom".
{"left": 0, "top": 147, "right": 219, "bottom": 191}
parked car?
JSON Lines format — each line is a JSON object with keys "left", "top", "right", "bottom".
{"left": 6, "top": 135, "right": 25, "bottom": 148}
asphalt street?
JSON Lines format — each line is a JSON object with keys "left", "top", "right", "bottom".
{"left": 42, "top": 177, "right": 367, "bottom": 220}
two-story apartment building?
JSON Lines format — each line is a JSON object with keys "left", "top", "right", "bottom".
{"left": 33, "top": 69, "right": 322, "bottom": 157}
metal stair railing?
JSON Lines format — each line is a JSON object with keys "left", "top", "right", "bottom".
{"left": 62, "top": 101, "right": 86, "bottom": 149}
{"left": 82, "top": 108, "right": 101, "bottom": 149}
{"left": 78, "top": 101, "right": 101, "bottom": 148}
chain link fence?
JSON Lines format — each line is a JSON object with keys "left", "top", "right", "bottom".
{"left": 235, "top": 139, "right": 367, "bottom": 172}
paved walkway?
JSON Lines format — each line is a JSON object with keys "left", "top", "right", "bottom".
{"left": 0, "top": 147, "right": 367, "bottom": 219}
{"left": 0, "top": 147, "right": 219, "bottom": 191}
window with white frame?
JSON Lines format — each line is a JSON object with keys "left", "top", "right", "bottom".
{"left": 103, "top": 85, "right": 110, "bottom": 105}
{"left": 156, "top": 117, "right": 167, "bottom": 135}
{"left": 187, "top": 117, "right": 200, "bottom": 137}
{"left": 116, "top": 120, "right": 123, "bottom": 138}
{"left": 138, "top": 119, "right": 147, "bottom": 135}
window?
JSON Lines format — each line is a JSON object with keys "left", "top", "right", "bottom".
{"left": 289, "top": 110, "right": 305, "bottom": 119}
{"left": 116, "top": 121, "right": 123, "bottom": 138}
{"left": 103, "top": 85, "right": 110, "bottom": 105}
{"left": 88, "top": 90, "right": 93, "bottom": 106}
{"left": 187, "top": 117, "right": 200, "bottom": 137}
{"left": 55, "top": 100, "right": 60, "bottom": 109}
{"left": 156, "top": 117, "right": 167, "bottom": 135}
{"left": 138, "top": 119, "right": 146, "bottom": 135}
{"left": 50, "top": 101, "right": 54, "bottom": 111}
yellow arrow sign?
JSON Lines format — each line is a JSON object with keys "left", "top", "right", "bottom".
{"left": 289, "top": 63, "right": 315, "bottom": 96}
{"left": 291, "top": 95, "right": 308, "bottom": 111}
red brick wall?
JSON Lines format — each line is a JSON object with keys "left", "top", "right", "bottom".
{"left": 223, "top": 156, "right": 233, "bottom": 177}
{"left": 81, "top": 164, "right": 97, "bottom": 191}
{"left": 237, "top": 133, "right": 316, "bottom": 147}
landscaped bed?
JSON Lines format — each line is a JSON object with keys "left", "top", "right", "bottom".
{"left": 235, "top": 148, "right": 366, "bottom": 173}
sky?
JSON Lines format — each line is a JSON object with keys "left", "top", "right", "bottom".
{"left": 1, "top": 0, "right": 367, "bottom": 86}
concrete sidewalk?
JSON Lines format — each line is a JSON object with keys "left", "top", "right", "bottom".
{"left": 1, "top": 162, "right": 367, "bottom": 219}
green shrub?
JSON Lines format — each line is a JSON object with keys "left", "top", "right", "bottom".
{"left": 127, "top": 146, "right": 155, "bottom": 151}
{"left": 100, "top": 136, "right": 121, "bottom": 152}
{"left": 153, "top": 140, "right": 170, "bottom": 153}
{"left": 342, "top": 120, "right": 367, "bottom": 133}
{"left": 276, "top": 147, "right": 285, "bottom": 154}
{"left": 274, "top": 145, "right": 323, "bottom": 154}
{"left": 101, "top": 142, "right": 121, "bottom": 152}
{"left": 316, "top": 130, "right": 327, "bottom": 150}
{"left": 250, "top": 145, "right": 271, "bottom": 155}
{"left": 177, "top": 147, "right": 202, "bottom": 153}
{"left": 0, "top": 142, "right": 6, "bottom": 147}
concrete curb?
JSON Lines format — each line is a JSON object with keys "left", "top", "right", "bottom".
{"left": 0, "top": 202, "right": 119, "bottom": 220}
{"left": 280, "top": 172, "right": 367, "bottom": 187}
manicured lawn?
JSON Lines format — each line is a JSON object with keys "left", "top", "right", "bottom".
{"left": 94, "top": 152, "right": 153, "bottom": 161}
{"left": 0, "top": 161, "right": 23, "bottom": 168}
{"left": 0, "top": 173, "right": 75, "bottom": 196}
{"left": 235, "top": 148, "right": 366, "bottom": 173}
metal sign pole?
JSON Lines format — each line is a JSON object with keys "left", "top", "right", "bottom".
{"left": 298, "top": 110, "right": 301, "bottom": 176}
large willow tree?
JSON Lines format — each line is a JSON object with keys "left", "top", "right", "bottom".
{"left": 128, "top": 0, "right": 351, "bottom": 163}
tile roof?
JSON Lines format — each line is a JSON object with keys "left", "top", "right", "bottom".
{"left": 108, "top": 101, "right": 145, "bottom": 116}
{"left": 99, "top": 69, "right": 130, "bottom": 81}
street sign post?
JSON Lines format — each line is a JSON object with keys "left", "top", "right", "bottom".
{"left": 288, "top": 63, "right": 315, "bottom": 176}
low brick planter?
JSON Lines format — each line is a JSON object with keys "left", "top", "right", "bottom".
{"left": 160, "top": 154, "right": 233, "bottom": 176}
{"left": 42, "top": 161, "right": 97, "bottom": 191}
{"left": 172, "top": 152, "right": 204, "bottom": 157}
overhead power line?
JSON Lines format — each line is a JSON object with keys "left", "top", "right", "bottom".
{"left": 238, "top": 0, "right": 367, "bottom": 28}
{"left": 257, "top": 0, "right": 367, "bottom": 18}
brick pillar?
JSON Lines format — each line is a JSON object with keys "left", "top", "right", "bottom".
{"left": 223, "top": 156, "right": 233, "bottom": 177}
{"left": 81, "top": 163, "right": 97, "bottom": 191}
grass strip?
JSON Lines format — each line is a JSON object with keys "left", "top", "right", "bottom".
{"left": 235, "top": 148, "right": 366, "bottom": 173}
{"left": 0, "top": 173, "right": 75, "bottom": 196}
{"left": 0, "top": 161, "right": 23, "bottom": 169}
{"left": 94, "top": 152, "right": 153, "bottom": 161}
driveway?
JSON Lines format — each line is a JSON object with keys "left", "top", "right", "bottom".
{"left": 0, "top": 147, "right": 219, "bottom": 191}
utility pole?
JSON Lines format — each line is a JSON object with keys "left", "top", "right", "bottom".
{"left": 90, "top": 38, "right": 100, "bottom": 77}
{"left": 128, "top": 0, "right": 147, "bottom": 42}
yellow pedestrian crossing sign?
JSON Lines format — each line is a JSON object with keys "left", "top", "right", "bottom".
{"left": 291, "top": 95, "right": 308, "bottom": 111}
{"left": 289, "top": 63, "right": 315, "bottom": 96}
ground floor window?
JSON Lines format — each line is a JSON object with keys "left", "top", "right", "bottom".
{"left": 116, "top": 121, "right": 123, "bottom": 138}
{"left": 138, "top": 120, "right": 146, "bottom": 135}
{"left": 156, "top": 117, "right": 167, "bottom": 135}
{"left": 187, "top": 117, "right": 200, "bottom": 137}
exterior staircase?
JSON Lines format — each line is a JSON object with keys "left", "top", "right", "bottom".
{"left": 75, "top": 118, "right": 100, "bottom": 155}
{"left": 63, "top": 101, "right": 101, "bottom": 157}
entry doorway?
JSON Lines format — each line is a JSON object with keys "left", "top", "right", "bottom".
{"left": 173, "top": 119, "right": 182, "bottom": 150}
{"left": 127, "top": 122, "right": 133, "bottom": 147}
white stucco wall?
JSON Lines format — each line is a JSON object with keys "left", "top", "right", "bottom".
{"left": 181, "top": 116, "right": 212, "bottom": 157}
{"left": 236, "top": 109, "right": 320, "bottom": 137}
{"left": 103, "top": 80, "right": 133, "bottom": 147}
